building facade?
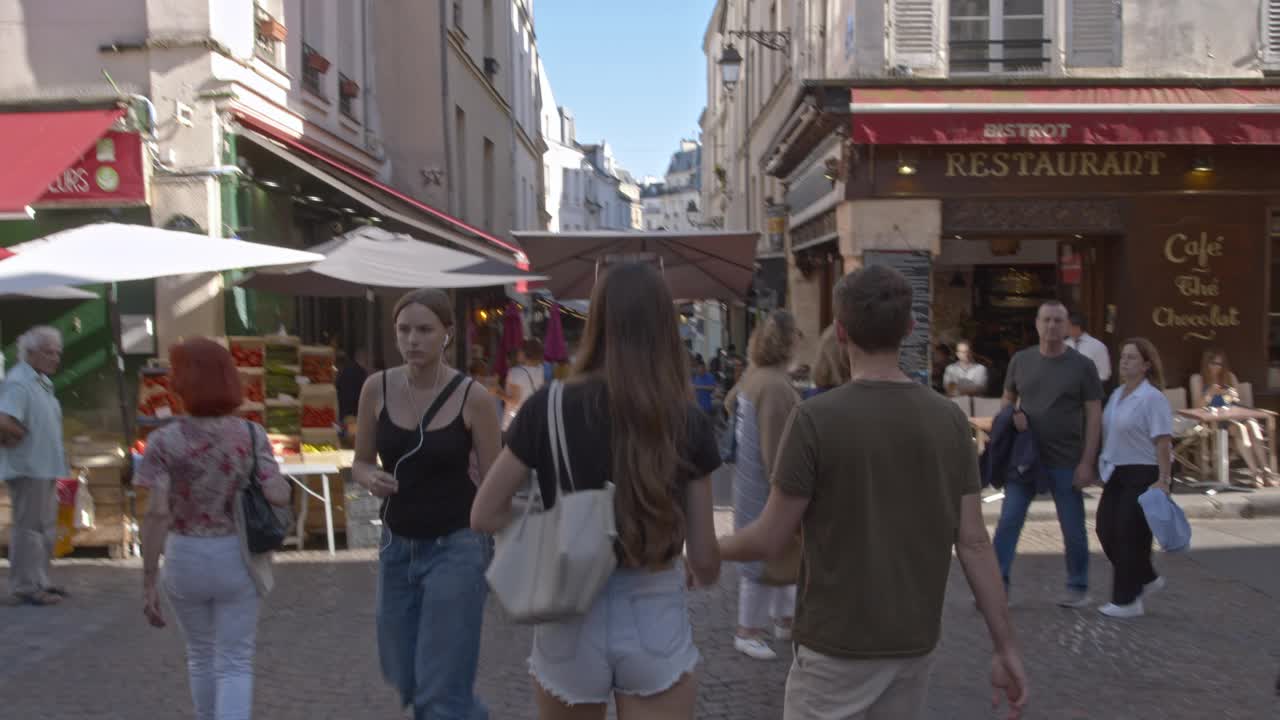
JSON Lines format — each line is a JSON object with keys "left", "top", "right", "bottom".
{"left": 0, "top": 0, "right": 538, "bottom": 426}
{"left": 704, "top": 0, "right": 1280, "bottom": 399}
{"left": 641, "top": 139, "right": 705, "bottom": 232}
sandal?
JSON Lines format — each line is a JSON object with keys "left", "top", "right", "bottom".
{"left": 14, "top": 591, "right": 62, "bottom": 606}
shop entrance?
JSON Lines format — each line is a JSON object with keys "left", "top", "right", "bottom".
{"left": 931, "top": 234, "right": 1113, "bottom": 395}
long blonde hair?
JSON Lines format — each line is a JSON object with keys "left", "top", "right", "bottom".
{"left": 811, "top": 324, "right": 850, "bottom": 389}
{"left": 572, "top": 263, "right": 691, "bottom": 568}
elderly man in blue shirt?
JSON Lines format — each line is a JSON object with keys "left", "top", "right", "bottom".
{"left": 0, "top": 326, "right": 68, "bottom": 606}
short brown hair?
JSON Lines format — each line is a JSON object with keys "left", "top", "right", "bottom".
{"left": 520, "top": 337, "right": 544, "bottom": 363}
{"left": 834, "top": 265, "right": 912, "bottom": 353}
{"left": 170, "top": 337, "right": 243, "bottom": 417}
{"left": 1123, "top": 337, "right": 1166, "bottom": 389}
{"left": 748, "top": 310, "right": 798, "bottom": 368}
{"left": 392, "top": 288, "right": 454, "bottom": 331}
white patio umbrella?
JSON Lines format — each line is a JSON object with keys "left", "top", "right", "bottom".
{"left": 0, "top": 223, "right": 324, "bottom": 466}
{"left": 0, "top": 223, "right": 322, "bottom": 294}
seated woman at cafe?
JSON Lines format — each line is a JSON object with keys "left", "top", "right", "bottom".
{"left": 944, "top": 340, "right": 988, "bottom": 397}
{"left": 1199, "top": 349, "right": 1277, "bottom": 487}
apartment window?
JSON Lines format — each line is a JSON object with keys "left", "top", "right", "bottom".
{"left": 950, "top": 0, "right": 1047, "bottom": 74}
{"left": 1270, "top": 208, "right": 1280, "bottom": 388}
{"left": 302, "top": 1, "right": 330, "bottom": 96}
{"left": 339, "top": 73, "right": 359, "bottom": 121}
{"left": 483, "top": 138, "right": 496, "bottom": 231}
{"left": 483, "top": 0, "right": 495, "bottom": 61}
{"left": 456, "top": 107, "right": 468, "bottom": 221}
{"left": 254, "top": 2, "right": 287, "bottom": 68}
{"left": 453, "top": 0, "right": 464, "bottom": 33}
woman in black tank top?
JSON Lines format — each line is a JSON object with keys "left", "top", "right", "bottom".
{"left": 351, "top": 289, "right": 501, "bottom": 720}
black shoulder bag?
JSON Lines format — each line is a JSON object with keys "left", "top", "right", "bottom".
{"left": 241, "top": 421, "right": 289, "bottom": 554}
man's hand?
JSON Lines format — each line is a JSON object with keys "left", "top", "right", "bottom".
{"left": 1012, "top": 410, "right": 1028, "bottom": 433}
{"left": 1073, "top": 462, "right": 1098, "bottom": 490}
{"left": 991, "top": 648, "right": 1029, "bottom": 719}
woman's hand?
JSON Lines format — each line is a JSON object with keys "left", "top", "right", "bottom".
{"left": 367, "top": 470, "right": 398, "bottom": 498}
{"left": 143, "top": 575, "right": 165, "bottom": 628}
{"left": 1154, "top": 477, "right": 1172, "bottom": 495}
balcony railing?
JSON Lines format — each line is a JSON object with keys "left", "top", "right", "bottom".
{"left": 949, "top": 38, "right": 1050, "bottom": 74}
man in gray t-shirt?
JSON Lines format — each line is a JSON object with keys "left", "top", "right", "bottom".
{"left": 995, "top": 301, "right": 1103, "bottom": 609}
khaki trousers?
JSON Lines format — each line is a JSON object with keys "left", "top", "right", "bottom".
{"left": 5, "top": 477, "right": 56, "bottom": 596}
{"left": 783, "top": 644, "right": 935, "bottom": 720}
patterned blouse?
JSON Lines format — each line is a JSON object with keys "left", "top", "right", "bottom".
{"left": 134, "top": 417, "right": 284, "bottom": 537}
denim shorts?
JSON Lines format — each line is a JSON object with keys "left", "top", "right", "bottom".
{"left": 529, "top": 563, "right": 699, "bottom": 705}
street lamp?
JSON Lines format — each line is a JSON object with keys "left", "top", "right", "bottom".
{"left": 718, "top": 44, "right": 743, "bottom": 92}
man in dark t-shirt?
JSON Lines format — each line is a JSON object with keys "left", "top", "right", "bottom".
{"left": 996, "top": 300, "right": 1104, "bottom": 609}
{"left": 719, "top": 266, "right": 1027, "bottom": 720}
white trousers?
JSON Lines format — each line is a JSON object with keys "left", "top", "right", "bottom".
{"left": 738, "top": 577, "right": 796, "bottom": 630}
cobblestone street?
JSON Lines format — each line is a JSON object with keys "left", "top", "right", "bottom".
{"left": 2, "top": 510, "right": 1278, "bottom": 719}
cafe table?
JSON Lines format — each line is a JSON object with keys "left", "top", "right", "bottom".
{"left": 1175, "top": 407, "right": 1276, "bottom": 494}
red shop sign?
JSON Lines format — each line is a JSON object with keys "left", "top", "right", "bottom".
{"left": 34, "top": 131, "right": 146, "bottom": 207}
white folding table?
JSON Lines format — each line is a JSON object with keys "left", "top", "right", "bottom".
{"left": 278, "top": 463, "right": 341, "bottom": 555}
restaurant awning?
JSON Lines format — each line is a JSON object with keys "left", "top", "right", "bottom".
{"left": 232, "top": 113, "right": 525, "bottom": 264}
{"left": 848, "top": 86, "right": 1280, "bottom": 145}
{"left": 0, "top": 108, "right": 126, "bottom": 219}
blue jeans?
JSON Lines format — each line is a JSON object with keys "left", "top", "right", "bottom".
{"left": 377, "top": 527, "right": 492, "bottom": 720}
{"left": 992, "top": 466, "right": 1089, "bottom": 592}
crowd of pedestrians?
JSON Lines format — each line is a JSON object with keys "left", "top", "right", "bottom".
{"left": 8, "top": 256, "right": 1264, "bottom": 719}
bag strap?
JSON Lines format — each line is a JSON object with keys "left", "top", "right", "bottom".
{"left": 546, "top": 381, "right": 575, "bottom": 497}
{"left": 244, "top": 419, "right": 260, "bottom": 490}
{"left": 418, "top": 372, "right": 466, "bottom": 431}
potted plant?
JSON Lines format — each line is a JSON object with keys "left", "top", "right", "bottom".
{"left": 340, "top": 77, "right": 360, "bottom": 97}
{"left": 258, "top": 17, "right": 287, "bottom": 42}
{"left": 305, "top": 47, "right": 331, "bottom": 74}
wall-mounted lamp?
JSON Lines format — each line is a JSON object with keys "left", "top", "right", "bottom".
{"left": 718, "top": 44, "right": 743, "bottom": 92}
{"left": 1191, "top": 153, "right": 1214, "bottom": 173}
{"left": 897, "top": 152, "right": 918, "bottom": 176}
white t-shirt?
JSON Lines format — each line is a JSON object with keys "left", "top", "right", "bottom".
{"left": 1098, "top": 380, "right": 1173, "bottom": 482}
{"left": 1067, "top": 333, "right": 1112, "bottom": 382}
{"left": 503, "top": 364, "right": 545, "bottom": 429}
{"left": 943, "top": 362, "right": 988, "bottom": 394}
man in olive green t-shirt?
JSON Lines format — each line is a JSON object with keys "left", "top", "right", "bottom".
{"left": 719, "top": 266, "right": 1028, "bottom": 720}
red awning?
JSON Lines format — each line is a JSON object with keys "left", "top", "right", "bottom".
{"left": 0, "top": 109, "right": 126, "bottom": 218}
{"left": 233, "top": 112, "right": 522, "bottom": 258}
{"left": 849, "top": 86, "right": 1280, "bottom": 145}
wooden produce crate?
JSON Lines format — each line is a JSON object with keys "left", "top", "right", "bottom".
{"left": 300, "top": 384, "right": 338, "bottom": 431}
{"left": 263, "top": 335, "right": 301, "bottom": 369}
{"left": 301, "top": 428, "right": 344, "bottom": 466}
{"left": 228, "top": 336, "right": 265, "bottom": 368}
{"left": 268, "top": 433, "right": 302, "bottom": 463}
{"left": 264, "top": 365, "right": 301, "bottom": 401}
{"left": 236, "top": 402, "right": 266, "bottom": 427}
{"left": 137, "top": 367, "right": 184, "bottom": 419}
{"left": 239, "top": 368, "right": 266, "bottom": 404}
{"left": 299, "top": 345, "right": 336, "bottom": 384}
{"left": 264, "top": 399, "right": 301, "bottom": 436}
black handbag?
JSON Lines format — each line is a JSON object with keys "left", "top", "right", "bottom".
{"left": 241, "top": 420, "right": 289, "bottom": 554}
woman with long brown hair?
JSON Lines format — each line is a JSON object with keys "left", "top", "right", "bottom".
{"left": 1199, "top": 349, "right": 1276, "bottom": 487}
{"left": 805, "top": 323, "right": 851, "bottom": 398}
{"left": 1095, "top": 338, "right": 1174, "bottom": 618}
{"left": 472, "top": 262, "right": 721, "bottom": 719}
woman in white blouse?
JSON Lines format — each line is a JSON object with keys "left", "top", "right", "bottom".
{"left": 1095, "top": 337, "right": 1173, "bottom": 619}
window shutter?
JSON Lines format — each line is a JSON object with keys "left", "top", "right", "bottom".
{"left": 1264, "top": 0, "right": 1280, "bottom": 71}
{"left": 1066, "top": 0, "right": 1122, "bottom": 68}
{"left": 889, "top": 0, "right": 940, "bottom": 70}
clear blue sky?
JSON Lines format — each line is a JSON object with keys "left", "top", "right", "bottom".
{"left": 534, "top": 0, "right": 717, "bottom": 181}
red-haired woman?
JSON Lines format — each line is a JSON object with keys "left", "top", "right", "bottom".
{"left": 137, "top": 337, "right": 291, "bottom": 720}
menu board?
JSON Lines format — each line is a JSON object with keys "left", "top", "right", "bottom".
{"left": 863, "top": 250, "right": 932, "bottom": 385}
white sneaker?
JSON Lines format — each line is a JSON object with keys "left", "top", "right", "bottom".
{"left": 734, "top": 636, "right": 777, "bottom": 661}
{"left": 1099, "top": 599, "right": 1145, "bottom": 618}
{"left": 1143, "top": 576, "right": 1167, "bottom": 597}
{"left": 773, "top": 623, "right": 792, "bottom": 641}
{"left": 1057, "top": 590, "right": 1091, "bottom": 609}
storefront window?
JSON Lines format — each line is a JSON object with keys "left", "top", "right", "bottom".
{"left": 949, "top": 0, "right": 1047, "bottom": 74}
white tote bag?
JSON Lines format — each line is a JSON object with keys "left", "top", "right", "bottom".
{"left": 486, "top": 381, "right": 618, "bottom": 624}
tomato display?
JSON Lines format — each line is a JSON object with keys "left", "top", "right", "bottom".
{"left": 301, "top": 405, "right": 337, "bottom": 428}
{"left": 230, "top": 342, "right": 265, "bottom": 368}
{"left": 240, "top": 374, "right": 265, "bottom": 403}
{"left": 301, "top": 354, "right": 335, "bottom": 383}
